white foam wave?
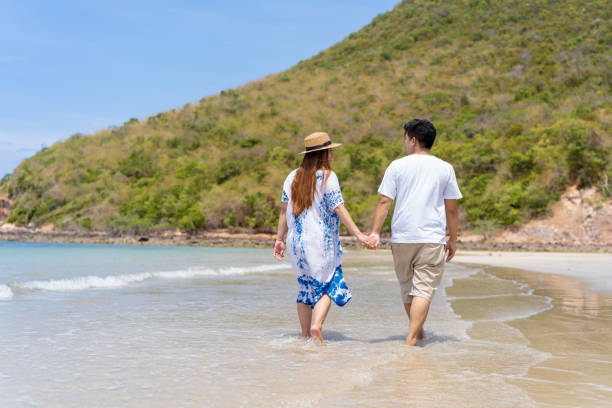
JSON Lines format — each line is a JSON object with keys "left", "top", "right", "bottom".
{"left": 0, "top": 284, "right": 13, "bottom": 299}
{"left": 482, "top": 303, "right": 554, "bottom": 323}
{"left": 19, "top": 273, "right": 155, "bottom": 291}
{"left": 577, "top": 382, "right": 612, "bottom": 393}
{"left": 447, "top": 293, "right": 533, "bottom": 300}
{"left": 217, "top": 264, "right": 289, "bottom": 275}
{"left": 16, "top": 264, "right": 291, "bottom": 292}
{"left": 154, "top": 264, "right": 288, "bottom": 279}
{"left": 155, "top": 268, "right": 216, "bottom": 279}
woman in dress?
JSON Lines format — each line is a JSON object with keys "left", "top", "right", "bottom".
{"left": 273, "top": 132, "right": 373, "bottom": 344}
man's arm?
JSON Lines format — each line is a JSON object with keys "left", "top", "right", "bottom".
{"left": 334, "top": 204, "right": 374, "bottom": 248}
{"left": 370, "top": 195, "right": 393, "bottom": 247}
{"left": 444, "top": 199, "right": 458, "bottom": 262}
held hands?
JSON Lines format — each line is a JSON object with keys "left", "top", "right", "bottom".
{"left": 358, "top": 232, "right": 380, "bottom": 249}
{"left": 368, "top": 232, "right": 380, "bottom": 249}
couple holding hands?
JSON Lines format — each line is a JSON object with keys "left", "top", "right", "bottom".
{"left": 273, "top": 119, "right": 462, "bottom": 345}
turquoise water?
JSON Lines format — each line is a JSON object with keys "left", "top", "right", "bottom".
{"left": 1, "top": 241, "right": 609, "bottom": 407}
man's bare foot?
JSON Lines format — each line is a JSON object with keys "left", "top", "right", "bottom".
{"left": 418, "top": 329, "right": 425, "bottom": 340}
{"left": 406, "top": 330, "right": 424, "bottom": 346}
{"left": 310, "top": 325, "right": 324, "bottom": 345}
{"left": 405, "top": 336, "right": 417, "bottom": 346}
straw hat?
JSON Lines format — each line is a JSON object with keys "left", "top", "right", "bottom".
{"left": 299, "top": 132, "right": 342, "bottom": 154}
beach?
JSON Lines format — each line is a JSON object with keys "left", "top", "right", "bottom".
{"left": 454, "top": 251, "right": 612, "bottom": 293}
{"left": 1, "top": 242, "right": 611, "bottom": 407}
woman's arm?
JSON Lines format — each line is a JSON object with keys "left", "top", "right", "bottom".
{"left": 273, "top": 202, "right": 288, "bottom": 260}
{"left": 334, "top": 204, "right": 375, "bottom": 248}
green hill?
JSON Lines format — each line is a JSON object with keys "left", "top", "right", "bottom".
{"left": 1, "top": 0, "right": 610, "bottom": 234}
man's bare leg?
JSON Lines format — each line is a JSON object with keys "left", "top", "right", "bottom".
{"left": 311, "top": 294, "right": 331, "bottom": 345}
{"left": 403, "top": 303, "right": 425, "bottom": 340}
{"left": 297, "top": 303, "right": 312, "bottom": 338}
{"left": 406, "top": 296, "right": 430, "bottom": 346}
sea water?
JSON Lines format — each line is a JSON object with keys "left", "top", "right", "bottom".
{"left": 1, "top": 241, "right": 610, "bottom": 407}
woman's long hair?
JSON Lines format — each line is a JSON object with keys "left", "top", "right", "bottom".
{"left": 291, "top": 149, "right": 331, "bottom": 216}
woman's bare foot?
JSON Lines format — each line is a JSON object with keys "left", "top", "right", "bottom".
{"left": 310, "top": 325, "right": 324, "bottom": 345}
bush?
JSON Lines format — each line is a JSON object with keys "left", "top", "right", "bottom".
{"left": 166, "top": 137, "right": 180, "bottom": 148}
{"left": 509, "top": 150, "right": 535, "bottom": 176}
{"left": 118, "top": 150, "right": 156, "bottom": 179}
{"left": 240, "top": 137, "right": 262, "bottom": 148}
{"left": 565, "top": 127, "right": 608, "bottom": 188}
{"left": 514, "top": 87, "right": 530, "bottom": 101}
{"left": 177, "top": 207, "right": 206, "bottom": 232}
{"left": 81, "top": 218, "right": 92, "bottom": 229}
{"left": 215, "top": 160, "right": 242, "bottom": 184}
{"left": 454, "top": 136, "right": 498, "bottom": 178}
{"left": 241, "top": 192, "right": 279, "bottom": 231}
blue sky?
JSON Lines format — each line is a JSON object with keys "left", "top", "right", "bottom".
{"left": 0, "top": 0, "right": 399, "bottom": 176}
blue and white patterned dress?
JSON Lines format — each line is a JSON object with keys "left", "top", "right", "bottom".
{"left": 282, "top": 169, "right": 352, "bottom": 308}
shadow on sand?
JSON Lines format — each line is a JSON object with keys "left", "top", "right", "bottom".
{"left": 367, "top": 332, "right": 460, "bottom": 345}
{"left": 281, "top": 331, "right": 460, "bottom": 345}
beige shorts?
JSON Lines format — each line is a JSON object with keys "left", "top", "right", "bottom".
{"left": 391, "top": 243, "right": 446, "bottom": 303}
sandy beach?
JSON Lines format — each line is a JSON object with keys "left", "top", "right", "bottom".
{"left": 454, "top": 251, "right": 612, "bottom": 293}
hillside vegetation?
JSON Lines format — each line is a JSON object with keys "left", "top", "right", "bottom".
{"left": 1, "top": 0, "right": 610, "bottom": 234}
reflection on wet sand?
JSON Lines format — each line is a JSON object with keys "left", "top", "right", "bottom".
{"left": 458, "top": 266, "right": 612, "bottom": 407}
{"left": 494, "top": 266, "right": 612, "bottom": 318}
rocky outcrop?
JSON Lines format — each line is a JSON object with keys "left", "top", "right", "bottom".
{"left": 0, "top": 197, "right": 11, "bottom": 223}
{"left": 493, "top": 187, "right": 611, "bottom": 247}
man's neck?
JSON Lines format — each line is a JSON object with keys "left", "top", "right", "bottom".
{"left": 411, "top": 148, "right": 430, "bottom": 155}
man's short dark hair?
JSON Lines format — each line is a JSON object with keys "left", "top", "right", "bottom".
{"left": 403, "top": 119, "right": 436, "bottom": 149}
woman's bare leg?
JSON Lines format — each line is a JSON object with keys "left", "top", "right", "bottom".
{"left": 311, "top": 294, "right": 331, "bottom": 344}
{"left": 297, "top": 303, "right": 312, "bottom": 338}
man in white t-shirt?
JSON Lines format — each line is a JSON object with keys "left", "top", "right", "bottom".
{"left": 370, "top": 118, "right": 462, "bottom": 346}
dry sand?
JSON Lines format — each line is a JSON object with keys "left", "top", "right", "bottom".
{"left": 453, "top": 250, "right": 612, "bottom": 293}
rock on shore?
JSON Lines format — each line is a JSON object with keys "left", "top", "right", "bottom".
{"left": 493, "top": 187, "right": 611, "bottom": 247}
{"left": 0, "top": 197, "right": 10, "bottom": 224}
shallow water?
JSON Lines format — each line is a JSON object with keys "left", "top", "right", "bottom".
{"left": 1, "top": 242, "right": 610, "bottom": 407}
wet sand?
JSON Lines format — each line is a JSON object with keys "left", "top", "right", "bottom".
{"left": 454, "top": 251, "right": 612, "bottom": 293}
{"left": 452, "top": 251, "right": 612, "bottom": 407}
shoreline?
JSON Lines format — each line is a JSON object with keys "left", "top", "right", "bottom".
{"left": 453, "top": 250, "right": 612, "bottom": 293}
{"left": 1, "top": 230, "right": 610, "bottom": 252}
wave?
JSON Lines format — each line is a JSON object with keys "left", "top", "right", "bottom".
{"left": 14, "top": 263, "right": 291, "bottom": 292}
{"left": 18, "top": 273, "right": 156, "bottom": 291}
{"left": 0, "top": 284, "right": 13, "bottom": 299}
{"left": 447, "top": 292, "right": 534, "bottom": 300}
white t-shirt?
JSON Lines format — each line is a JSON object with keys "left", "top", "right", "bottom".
{"left": 378, "top": 154, "right": 462, "bottom": 244}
